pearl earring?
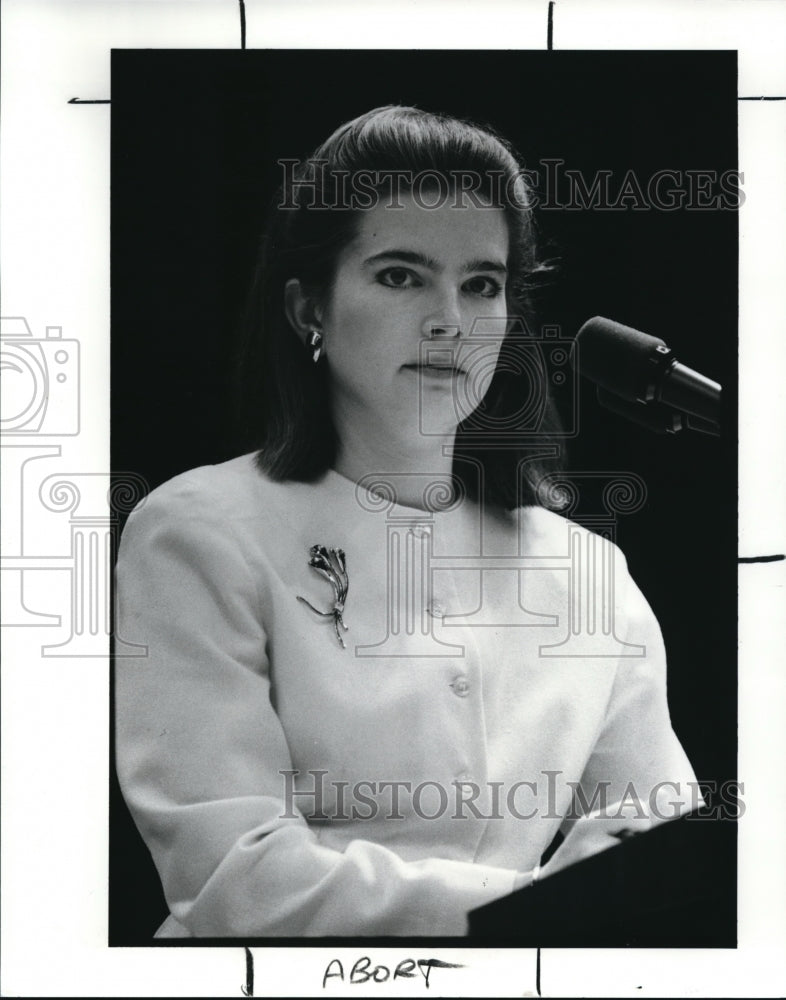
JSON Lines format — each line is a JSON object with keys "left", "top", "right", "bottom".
{"left": 307, "top": 328, "right": 323, "bottom": 364}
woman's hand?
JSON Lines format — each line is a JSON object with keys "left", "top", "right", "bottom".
{"left": 537, "top": 802, "right": 655, "bottom": 882}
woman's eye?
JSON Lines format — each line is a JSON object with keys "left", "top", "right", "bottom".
{"left": 464, "top": 275, "right": 503, "bottom": 298}
{"left": 377, "top": 267, "right": 420, "bottom": 289}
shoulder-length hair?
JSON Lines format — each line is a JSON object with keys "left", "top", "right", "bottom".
{"left": 235, "top": 105, "right": 563, "bottom": 511}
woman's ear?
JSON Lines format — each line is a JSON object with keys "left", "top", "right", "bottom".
{"left": 284, "top": 278, "right": 323, "bottom": 346}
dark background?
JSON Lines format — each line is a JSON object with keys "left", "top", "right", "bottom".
{"left": 111, "top": 50, "right": 738, "bottom": 944}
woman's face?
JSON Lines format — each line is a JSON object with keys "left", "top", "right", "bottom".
{"left": 318, "top": 191, "right": 510, "bottom": 441}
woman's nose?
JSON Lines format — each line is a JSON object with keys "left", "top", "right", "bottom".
{"left": 427, "top": 323, "right": 461, "bottom": 340}
{"left": 423, "top": 292, "right": 463, "bottom": 339}
{"left": 428, "top": 321, "right": 461, "bottom": 339}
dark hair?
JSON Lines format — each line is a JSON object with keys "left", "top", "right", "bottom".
{"left": 235, "top": 105, "right": 563, "bottom": 511}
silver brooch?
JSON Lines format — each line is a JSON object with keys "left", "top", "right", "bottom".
{"left": 296, "top": 544, "right": 349, "bottom": 648}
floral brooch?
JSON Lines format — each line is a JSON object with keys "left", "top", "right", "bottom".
{"left": 296, "top": 544, "right": 349, "bottom": 648}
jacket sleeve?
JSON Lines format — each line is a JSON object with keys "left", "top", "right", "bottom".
{"left": 543, "top": 540, "right": 701, "bottom": 874}
{"left": 114, "top": 479, "right": 523, "bottom": 937}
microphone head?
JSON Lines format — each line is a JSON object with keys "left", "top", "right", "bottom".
{"left": 574, "top": 316, "right": 672, "bottom": 403}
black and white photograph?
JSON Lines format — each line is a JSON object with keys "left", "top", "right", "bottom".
{"left": 110, "top": 49, "right": 737, "bottom": 946}
{"left": 2, "top": 2, "right": 785, "bottom": 997}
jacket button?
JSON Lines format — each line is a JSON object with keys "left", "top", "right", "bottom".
{"left": 410, "top": 524, "right": 432, "bottom": 539}
{"left": 451, "top": 675, "right": 470, "bottom": 697}
{"left": 427, "top": 600, "right": 445, "bottom": 619}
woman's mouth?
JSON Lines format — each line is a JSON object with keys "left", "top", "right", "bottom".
{"left": 404, "top": 363, "right": 466, "bottom": 377}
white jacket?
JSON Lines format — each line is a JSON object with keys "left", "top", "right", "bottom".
{"left": 114, "top": 452, "right": 699, "bottom": 937}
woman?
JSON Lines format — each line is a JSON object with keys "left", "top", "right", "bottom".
{"left": 115, "top": 106, "right": 700, "bottom": 938}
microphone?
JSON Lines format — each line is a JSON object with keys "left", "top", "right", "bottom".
{"left": 574, "top": 317, "right": 721, "bottom": 431}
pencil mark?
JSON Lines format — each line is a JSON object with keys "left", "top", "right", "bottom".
{"left": 241, "top": 947, "right": 254, "bottom": 996}
{"left": 239, "top": 0, "right": 246, "bottom": 50}
{"left": 417, "top": 958, "right": 465, "bottom": 987}
{"left": 738, "top": 96, "right": 786, "bottom": 101}
{"left": 68, "top": 98, "right": 110, "bottom": 104}
{"left": 536, "top": 946, "right": 542, "bottom": 996}
{"left": 738, "top": 553, "right": 785, "bottom": 564}
{"left": 547, "top": 1, "right": 555, "bottom": 50}
{"left": 322, "top": 956, "right": 464, "bottom": 988}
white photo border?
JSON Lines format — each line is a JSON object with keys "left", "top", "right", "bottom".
{"left": 2, "top": 1, "right": 785, "bottom": 996}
